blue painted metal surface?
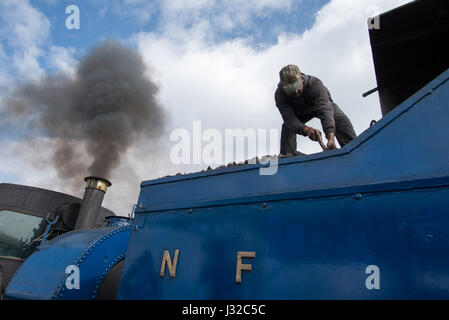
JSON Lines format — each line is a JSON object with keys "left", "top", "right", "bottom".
{"left": 105, "top": 216, "right": 132, "bottom": 228}
{"left": 4, "top": 225, "right": 131, "bottom": 300}
{"left": 116, "top": 68, "right": 449, "bottom": 299}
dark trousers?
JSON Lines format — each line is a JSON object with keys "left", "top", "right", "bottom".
{"left": 280, "top": 104, "right": 357, "bottom": 155}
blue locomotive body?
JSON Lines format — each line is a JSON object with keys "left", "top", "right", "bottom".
{"left": 3, "top": 0, "right": 449, "bottom": 300}
{"left": 115, "top": 69, "right": 449, "bottom": 299}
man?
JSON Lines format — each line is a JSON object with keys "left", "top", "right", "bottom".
{"left": 275, "top": 64, "right": 357, "bottom": 155}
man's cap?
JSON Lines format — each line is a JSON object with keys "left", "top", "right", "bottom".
{"left": 279, "top": 64, "right": 303, "bottom": 95}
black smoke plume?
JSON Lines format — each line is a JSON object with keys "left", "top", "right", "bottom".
{"left": 3, "top": 40, "right": 165, "bottom": 185}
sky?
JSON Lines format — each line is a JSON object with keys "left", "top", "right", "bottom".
{"left": 0, "top": 0, "right": 413, "bottom": 216}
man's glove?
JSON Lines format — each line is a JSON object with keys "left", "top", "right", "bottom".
{"left": 326, "top": 132, "right": 337, "bottom": 150}
{"left": 303, "top": 126, "right": 322, "bottom": 142}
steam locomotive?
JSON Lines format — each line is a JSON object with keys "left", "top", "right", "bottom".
{"left": 1, "top": 0, "right": 449, "bottom": 299}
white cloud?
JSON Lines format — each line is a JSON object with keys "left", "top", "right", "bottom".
{"left": 119, "top": 0, "right": 156, "bottom": 25}
{"left": 0, "top": 137, "right": 64, "bottom": 190}
{"left": 47, "top": 46, "right": 77, "bottom": 76}
{"left": 0, "top": 0, "right": 50, "bottom": 81}
{"left": 157, "top": 0, "right": 294, "bottom": 41}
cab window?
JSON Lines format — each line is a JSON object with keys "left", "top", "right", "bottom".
{"left": 0, "top": 210, "right": 46, "bottom": 259}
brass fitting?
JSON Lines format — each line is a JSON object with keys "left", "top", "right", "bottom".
{"left": 84, "top": 176, "right": 112, "bottom": 193}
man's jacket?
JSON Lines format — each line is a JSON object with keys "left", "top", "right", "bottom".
{"left": 275, "top": 73, "right": 336, "bottom": 136}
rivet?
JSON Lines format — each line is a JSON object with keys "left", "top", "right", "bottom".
{"left": 355, "top": 193, "right": 362, "bottom": 200}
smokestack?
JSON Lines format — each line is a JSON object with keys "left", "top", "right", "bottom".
{"left": 75, "top": 176, "right": 111, "bottom": 230}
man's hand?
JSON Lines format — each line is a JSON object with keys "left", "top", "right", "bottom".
{"left": 326, "top": 132, "right": 337, "bottom": 149}
{"left": 304, "top": 126, "right": 322, "bottom": 142}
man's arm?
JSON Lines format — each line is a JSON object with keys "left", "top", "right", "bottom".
{"left": 307, "top": 78, "right": 336, "bottom": 137}
{"left": 275, "top": 88, "right": 322, "bottom": 142}
{"left": 275, "top": 89, "right": 306, "bottom": 135}
{"left": 307, "top": 78, "right": 337, "bottom": 149}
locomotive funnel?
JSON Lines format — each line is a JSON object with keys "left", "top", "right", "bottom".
{"left": 74, "top": 176, "right": 111, "bottom": 230}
